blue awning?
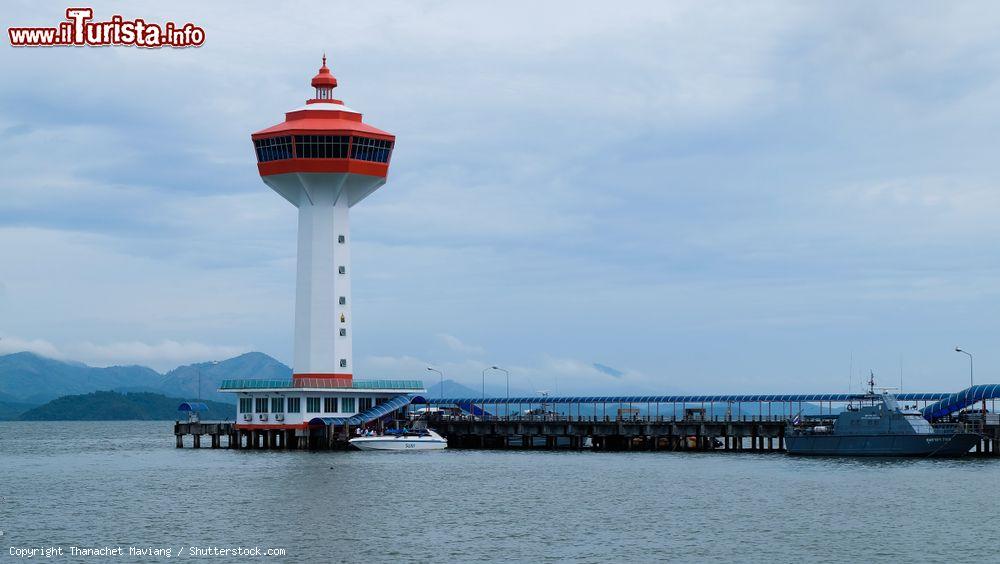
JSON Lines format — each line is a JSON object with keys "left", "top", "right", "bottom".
{"left": 177, "top": 402, "right": 209, "bottom": 412}
{"left": 920, "top": 384, "right": 1000, "bottom": 419}
{"left": 309, "top": 394, "right": 417, "bottom": 427}
{"left": 417, "top": 392, "right": 958, "bottom": 405}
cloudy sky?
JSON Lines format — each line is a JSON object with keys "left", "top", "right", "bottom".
{"left": 2, "top": 1, "right": 1000, "bottom": 394}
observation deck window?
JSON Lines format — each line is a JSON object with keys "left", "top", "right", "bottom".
{"left": 254, "top": 135, "right": 393, "bottom": 164}
{"left": 294, "top": 135, "right": 350, "bottom": 159}
{"left": 253, "top": 136, "right": 293, "bottom": 162}
{"left": 350, "top": 136, "right": 393, "bottom": 163}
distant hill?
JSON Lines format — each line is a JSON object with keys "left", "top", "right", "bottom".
{"left": 18, "top": 391, "right": 235, "bottom": 421}
{"left": 157, "top": 352, "right": 291, "bottom": 403}
{"left": 425, "top": 379, "right": 480, "bottom": 398}
{"left": 0, "top": 399, "right": 38, "bottom": 421}
{"left": 0, "top": 351, "right": 291, "bottom": 405}
{"left": 0, "top": 352, "right": 161, "bottom": 405}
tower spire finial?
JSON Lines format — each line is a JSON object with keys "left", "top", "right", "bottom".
{"left": 310, "top": 52, "right": 339, "bottom": 101}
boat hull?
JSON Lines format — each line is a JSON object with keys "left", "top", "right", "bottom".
{"left": 348, "top": 436, "right": 447, "bottom": 451}
{"left": 785, "top": 432, "right": 980, "bottom": 457}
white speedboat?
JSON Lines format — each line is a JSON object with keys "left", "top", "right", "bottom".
{"left": 348, "top": 429, "right": 447, "bottom": 451}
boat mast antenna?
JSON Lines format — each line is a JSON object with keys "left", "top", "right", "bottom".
{"left": 868, "top": 370, "right": 876, "bottom": 395}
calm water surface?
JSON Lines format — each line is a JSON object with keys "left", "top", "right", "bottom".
{"left": 1, "top": 421, "right": 998, "bottom": 563}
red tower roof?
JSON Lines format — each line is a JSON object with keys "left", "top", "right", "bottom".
{"left": 250, "top": 56, "right": 395, "bottom": 179}
{"left": 310, "top": 54, "right": 338, "bottom": 88}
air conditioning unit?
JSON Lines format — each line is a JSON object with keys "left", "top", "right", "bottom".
{"left": 275, "top": 413, "right": 285, "bottom": 421}
{"left": 259, "top": 413, "right": 269, "bottom": 421}
{"left": 243, "top": 414, "right": 252, "bottom": 422}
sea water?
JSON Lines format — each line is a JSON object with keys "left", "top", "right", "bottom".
{"left": 1, "top": 421, "right": 998, "bottom": 563}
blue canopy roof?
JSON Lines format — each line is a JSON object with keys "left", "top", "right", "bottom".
{"left": 309, "top": 394, "right": 415, "bottom": 427}
{"left": 920, "top": 384, "right": 1000, "bottom": 419}
{"left": 419, "top": 392, "right": 954, "bottom": 405}
{"left": 177, "top": 402, "right": 209, "bottom": 412}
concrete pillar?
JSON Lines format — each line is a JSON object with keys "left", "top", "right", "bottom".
{"left": 193, "top": 434, "right": 201, "bottom": 449}
{"left": 175, "top": 434, "right": 184, "bottom": 448}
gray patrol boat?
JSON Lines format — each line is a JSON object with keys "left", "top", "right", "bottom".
{"left": 785, "top": 376, "right": 981, "bottom": 457}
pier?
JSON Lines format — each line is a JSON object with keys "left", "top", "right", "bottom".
{"left": 173, "top": 421, "right": 236, "bottom": 449}
{"left": 174, "top": 413, "right": 1000, "bottom": 454}
{"left": 174, "top": 386, "right": 1000, "bottom": 455}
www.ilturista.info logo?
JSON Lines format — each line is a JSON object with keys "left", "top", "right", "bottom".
{"left": 8, "top": 7, "right": 205, "bottom": 48}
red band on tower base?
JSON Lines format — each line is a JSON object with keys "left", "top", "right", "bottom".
{"left": 293, "top": 373, "right": 353, "bottom": 380}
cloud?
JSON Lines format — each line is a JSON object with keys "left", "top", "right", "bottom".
{"left": 0, "top": 336, "right": 65, "bottom": 360}
{"left": 361, "top": 353, "right": 658, "bottom": 395}
{"left": 0, "top": 334, "right": 249, "bottom": 372}
{"left": 436, "top": 333, "right": 485, "bottom": 355}
{"left": 66, "top": 340, "right": 250, "bottom": 371}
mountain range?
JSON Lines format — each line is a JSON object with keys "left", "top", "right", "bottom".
{"left": 0, "top": 351, "right": 291, "bottom": 406}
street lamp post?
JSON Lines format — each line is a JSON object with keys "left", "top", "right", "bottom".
{"left": 196, "top": 360, "right": 219, "bottom": 402}
{"left": 491, "top": 366, "right": 510, "bottom": 418}
{"left": 492, "top": 366, "right": 510, "bottom": 400}
{"left": 955, "top": 347, "right": 973, "bottom": 387}
{"left": 482, "top": 366, "right": 511, "bottom": 417}
{"left": 427, "top": 367, "right": 443, "bottom": 399}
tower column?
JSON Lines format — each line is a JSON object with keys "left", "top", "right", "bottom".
{"left": 292, "top": 177, "right": 353, "bottom": 381}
